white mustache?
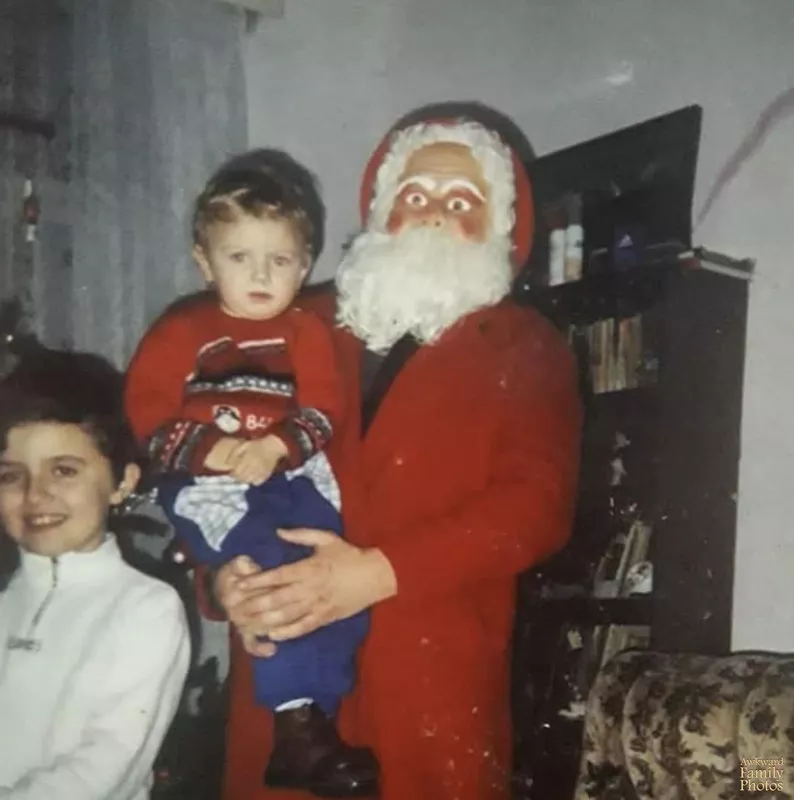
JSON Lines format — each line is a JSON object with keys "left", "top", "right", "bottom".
{"left": 336, "top": 228, "right": 513, "bottom": 353}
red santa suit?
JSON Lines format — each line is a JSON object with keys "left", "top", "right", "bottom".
{"left": 221, "top": 118, "right": 582, "bottom": 800}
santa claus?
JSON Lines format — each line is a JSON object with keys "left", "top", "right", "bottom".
{"left": 215, "top": 110, "right": 582, "bottom": 800}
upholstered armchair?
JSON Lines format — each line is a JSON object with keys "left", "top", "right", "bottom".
{"left": 574, "top": 649, "right": 794, "bottom": 799}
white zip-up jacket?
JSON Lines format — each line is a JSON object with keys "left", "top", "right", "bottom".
{"left": 0, "top": 536, "right": 191, "bottom": 800}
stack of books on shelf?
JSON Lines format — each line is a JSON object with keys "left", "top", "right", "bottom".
{"left": 571, "top": 314, "right": 656, "bottom": 394}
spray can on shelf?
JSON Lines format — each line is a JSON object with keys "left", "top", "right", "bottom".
{"left": 547, "top": 205, "right": 566, "bottom": 286}
{"left": 564, "top": 193, "right": 584, "bottom": 283}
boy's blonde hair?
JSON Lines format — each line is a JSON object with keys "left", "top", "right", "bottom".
{"left": 192, "top": 149, "right": 325, "bottom": 260}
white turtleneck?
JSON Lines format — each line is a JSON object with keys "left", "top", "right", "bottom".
{"left": 0, "top": 535, "right": 191, "bottom": 800}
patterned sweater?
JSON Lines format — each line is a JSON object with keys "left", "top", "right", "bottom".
{"left": 124, "top": 296, "right": 344, "bottom": 476}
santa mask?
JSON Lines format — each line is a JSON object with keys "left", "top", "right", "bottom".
{"left": 383, "top": 142, "right": 490, "bottom": 243}
{"left": 336, "top": 119, "right": 534, "bottom": 353}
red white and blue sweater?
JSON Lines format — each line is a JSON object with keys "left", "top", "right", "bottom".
{"left": 124, "top": 295, "right": 344, "bottom": 476}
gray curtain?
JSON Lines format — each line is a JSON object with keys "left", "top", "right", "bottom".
{"left": 0, "top": 0, "right": 73, "bottom": 347}
{"left": 1, "top": 0, "right": 247, "bottom": 365}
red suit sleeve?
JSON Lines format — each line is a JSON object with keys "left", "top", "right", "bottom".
{"left": 267, "top": 309, "right": 346, "bottom": 469}
{"left": 124, "top": 306, "right": 223, "bottom": 474}
{"left": 378, "top": 323, "right": 582, "bottom": 603}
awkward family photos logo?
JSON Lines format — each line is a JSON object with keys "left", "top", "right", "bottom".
{"left": 740, "top": 757, "right": 786, "bottom": 792}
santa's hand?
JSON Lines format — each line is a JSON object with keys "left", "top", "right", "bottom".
{"left": 228, "top": 435, "right": 288, "bottom": 485}
{"left": 238, "top": 628, "right": 278, "bottom": 658}
{"left": 214, "top": 556, "right": 278, "bottom": 657}
{"left": 233, "top": 528, "right": 398, "bottom": 640}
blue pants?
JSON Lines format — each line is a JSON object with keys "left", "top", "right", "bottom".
{"left": 156, "top": 473, "right": 369, "bottom": 717}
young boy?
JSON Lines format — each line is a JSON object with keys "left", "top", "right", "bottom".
{"left": 0, "top": 348, "right": 190, "bottom": 800}
{"left": 124, "top": 150, "right": 378, "bottom": 797}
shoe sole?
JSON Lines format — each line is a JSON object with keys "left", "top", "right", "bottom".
{"left": 264, "top": 774, "right": 378, "bottom": 798}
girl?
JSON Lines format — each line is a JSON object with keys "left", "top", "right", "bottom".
{"left": 0, "top": 348, "right": 190, "bottom": 800}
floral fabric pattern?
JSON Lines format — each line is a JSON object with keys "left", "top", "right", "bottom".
{"left": 574, "top": 650, "right": 794, "bottom": 799}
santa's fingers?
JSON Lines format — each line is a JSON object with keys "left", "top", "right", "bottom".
{"left": 235, "top": 582, "right": 309, "bottom": 620}
{"left": 247, "top": 582, "right": 319, "bottom": 622}
{"left": 239, "top": 629, "right": 278, "bottom": 658}
{"left": 268, "top": 610, "right": 328, "bottom": 641}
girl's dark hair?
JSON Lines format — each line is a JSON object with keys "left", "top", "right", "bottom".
{"left": 192, "top": 148, "right": 325, "bottom": 261}
{"left": 0, "top": 348, "right": 141, "bottom": 482}
{"left": 0, "top": 347, "right": 144, "bottom": 588}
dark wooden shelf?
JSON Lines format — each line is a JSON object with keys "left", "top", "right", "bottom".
{"left": 533, "top": 595, "right": 653, "bottom": 626}
{"left": 511, "top": 106, "right": 744, "bottom": 800}
{"left": 517, "top": 257, "right": 680, "bottom": 326}
{"left": 573, "top": 484, "right": 656, "bottom": 519}
{"left": 589, "top": 384, "right": 657, "bottom": 412}
{"left": 584, "top": 386, "right": 660, "bottom": 433}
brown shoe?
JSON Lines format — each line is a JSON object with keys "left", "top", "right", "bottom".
{"left": 264, "top": 703, "right": 379, "bottom": 797}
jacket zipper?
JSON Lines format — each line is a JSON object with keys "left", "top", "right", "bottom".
{"left": 28, "top": 557, "right": 59, "bottom": 637}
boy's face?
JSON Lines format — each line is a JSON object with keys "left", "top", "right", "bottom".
{"left": 0, "top": 422, "right": 138, "bottom": 558}
{"left": 194, "top": 214, "right": 309, "bottom": 321}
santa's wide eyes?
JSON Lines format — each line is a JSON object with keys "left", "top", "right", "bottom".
{"left": 400, "top": 188, "right": 477, "bottom": 214}
{"left": 447, "top": 196, "right": 473, "bottom": 213}
{"left": 405, "top": 191, "right": 429, "bottom": 208}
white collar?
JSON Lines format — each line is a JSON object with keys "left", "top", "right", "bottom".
{"left": 19, "top": 535, "right": 124, "bottom": 587}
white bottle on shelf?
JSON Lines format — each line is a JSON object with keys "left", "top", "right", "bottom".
{"left": 549, "top": 226, "right": 566, "bottom": 286}
{"left": 564, "top": 194, "right": 584, "bottom": 282}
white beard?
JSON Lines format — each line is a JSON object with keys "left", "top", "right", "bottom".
{"left": 335, "top": 228, "right": 514, "bottom": 353}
